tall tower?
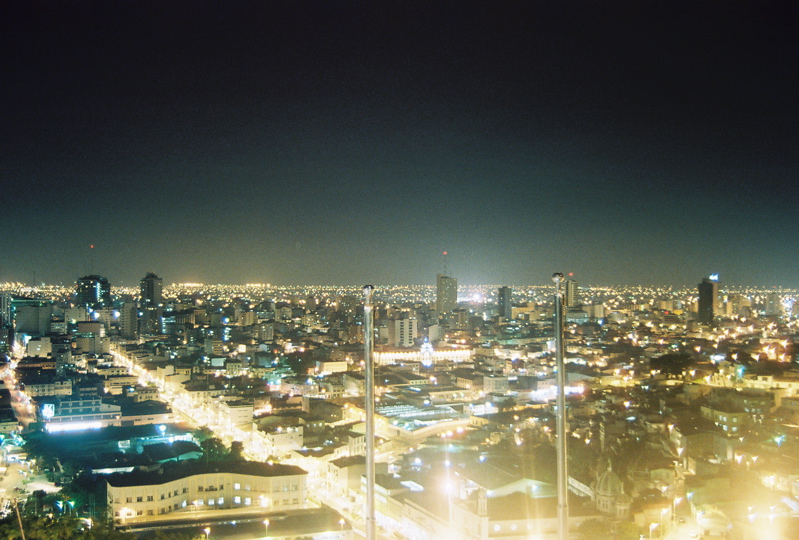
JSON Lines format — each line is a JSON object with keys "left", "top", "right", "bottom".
{"left": 140, "top": 272, "right": 163, "bottom": 307}
{"left": 76, "top": 275, "right": 112, "bottom": 308}
{"left": 497, "top": 286, "right": 512, "bottom": 320}
{"left": 698, "top": 275, "right": 719, "bottom": 324}
{"left": 436, "top": 274, "right": 457, "bottom": 313}
{"left": 565, "top": 280, "right": 579, "bottom": 307}
{"left": 140, "top": 272, "right": 163, "bottom": 335}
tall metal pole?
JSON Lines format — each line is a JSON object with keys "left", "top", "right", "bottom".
{"left": 553, "top": 273, "right": 569, "bottom": 540}
{"left": 363, "top": 285, "right": 376, "bottom": 540}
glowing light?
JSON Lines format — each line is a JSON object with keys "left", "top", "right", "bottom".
{"left": 45, "top": 421, "right": 103, "bottom": 433}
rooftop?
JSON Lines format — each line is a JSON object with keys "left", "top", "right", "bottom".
{"left": 107, "top": 459, "right": 307, "bottom": 487}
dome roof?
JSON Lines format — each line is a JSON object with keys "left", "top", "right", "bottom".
{"left": 596, "top": 468, "right": 624, "bottom": 497}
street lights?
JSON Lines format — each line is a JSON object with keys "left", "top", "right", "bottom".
{"left": 672, "top": 496, "right": 682, "bottom": 528}
{"left": 203, "top": 527, "right": 210, "bottom": 540}
{"left": 263, "top": 519, "right": 269, "bottom": 538}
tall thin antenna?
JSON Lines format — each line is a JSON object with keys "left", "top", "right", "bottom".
{"left": 363, "top": 285, "right": 376, "bottom": 540}
{"left": 553, "top": 273, "right": 569, "bottom": 540}
{"left": 442, "top": 251, "right": 449, "bottom": 276}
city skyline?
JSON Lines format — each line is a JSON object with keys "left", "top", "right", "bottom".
{"left": 3, "top": 1, "right": 797, "bottom": 288}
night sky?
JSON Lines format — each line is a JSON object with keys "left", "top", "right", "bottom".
{"left": 3, "top": 1, "right": 797, "bottom": 288}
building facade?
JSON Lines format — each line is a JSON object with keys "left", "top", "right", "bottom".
{"left": 107, "top": 462, "right": 307, "bottom": 523}
{"left": 436, "top": 274, "right": 457, "bottom": 314}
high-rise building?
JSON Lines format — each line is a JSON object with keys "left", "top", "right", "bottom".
{"left": 388, "top": 318, "right": 418, "bottom": 347}
{"left": 497, "top": 286, "right": 512, "bottom": 320}
{"left": 76, "top": 275, "right": 112, "bottom": 308}
{"left": 766, "top": 292, "right": 783, "bottom": 316}
{"left": 140, "top": 272, "right": 163, "bottom": 307}
{"left": 139, "top": 273, "right": 163, "bottom": 335}
{"left": 565, "top": 279, "right": 579, "bottom": 307}
{"left": 698, "top": 275, "right": 719, "bottom": 324}
{"left": 119, "top": 301, "right": 138, "bottom": 339}
{"left": 436, "top": 274, "right": 457, "bottom": 313}
{"left": 13, "top": 298, "right": 52, "bottom": 337}
{"left": 0, "top": 293, "right": 12, "bottom": 328}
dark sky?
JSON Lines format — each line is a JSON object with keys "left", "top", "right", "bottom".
{"left": 2, "top": 1, "right": 797, "bottom": 288}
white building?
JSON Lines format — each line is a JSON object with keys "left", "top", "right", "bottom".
{"left": 388, "top": 318, "right": 418, "bottom": 348}
{"left": 107, "top": 461, "right": 307, "bottom": 523}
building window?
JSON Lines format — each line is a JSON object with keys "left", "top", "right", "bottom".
{"left": 198, "top": 486, "right": 204, "bottom": 492}
{"left": 234, "top": 496, "right": 241, "bottom": 504}
{"left": 126, "top": 497, "right": 132, "bottom": 503}
{"left": 244, "top": 497, "right": 251, "bottom": 505}
{"left": 208, "top": 499, "right": 215, "bottom": 506}
{"left": 147, "top": 496, "right": 153, "bottom": 502}
{"left": 234, "top": 483, "right": 241, "bottom": 490}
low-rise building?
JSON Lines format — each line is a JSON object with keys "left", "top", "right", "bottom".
{"left": 107, "top": 461, "right": 308, "bottom": 523}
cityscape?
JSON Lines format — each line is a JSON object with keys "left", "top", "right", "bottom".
{"left": 3, "top": 1, "right": 798, "bottom": 539}
{"left": 1, "top": 273, "right": 798, "bottom": 539}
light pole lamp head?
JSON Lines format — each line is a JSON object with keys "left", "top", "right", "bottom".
{"left": 552, "top": 273, "right": 564, "bottom": 285}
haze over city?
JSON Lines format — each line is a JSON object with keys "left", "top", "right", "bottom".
{"left": 2, "top": 1, "right": 797, "bottom": 288}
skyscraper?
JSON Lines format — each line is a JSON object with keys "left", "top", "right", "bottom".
{"left": 436, "top": 274, "right": 457, "bottom": 313}
{"left": 565, "top": 279, "right": 579, "bottom": 307}
{"left": 497, "top": 286, "right": 512, "bottom": 320}
{"left": 140, "top": 272, "right": 163, "bottom": 307}
{"left": 140, "top": 272, "right": 163, "bottom": 335}
{"left": 698, "top": 275, "right": 719, "bottom": 324}
{"left": 76, "top": 275, "right": 112, "bottom": 308}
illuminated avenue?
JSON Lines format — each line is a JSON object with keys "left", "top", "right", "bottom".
{"left": 1, "top": 275, "right": 798, "bottom": 539}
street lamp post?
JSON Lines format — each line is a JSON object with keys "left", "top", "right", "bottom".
{"left": 363, "top": 285, "right": 376, "bottom": 540}
{"left": 203, "top": 527, "right": 210, "bottom": 540}
{"left": 553, "top": 273, "right": 569, "bottom": 540}
{"left": 263, "top": 519, "right": 269, "bottom": 538}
